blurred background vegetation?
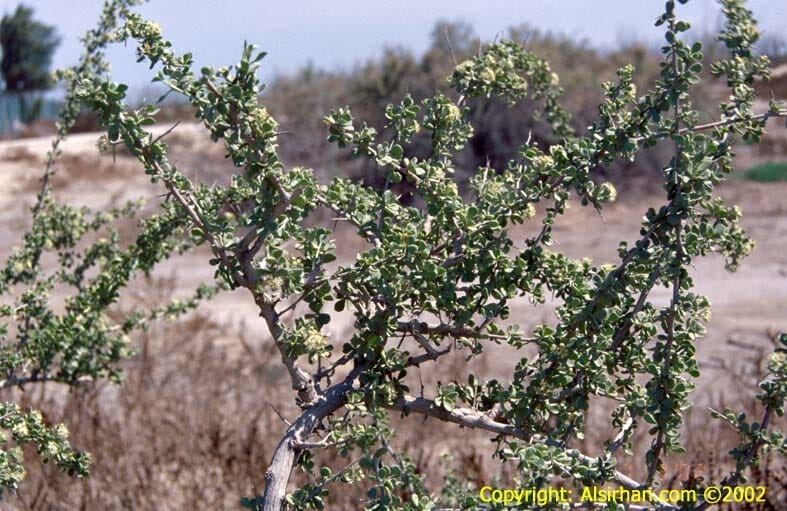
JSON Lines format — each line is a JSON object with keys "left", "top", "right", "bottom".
{"left": 3, "top": 11, "right": 787, "bottom": 191}
{"left": 82, "top": 20, "right": 787, "bottom": 193}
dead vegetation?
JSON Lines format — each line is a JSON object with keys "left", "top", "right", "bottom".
{"left": 0, "top": 278, "right": 781, "bottom": 510}
{"left": 0, "top": 146, "right": 38, "bottom": 164}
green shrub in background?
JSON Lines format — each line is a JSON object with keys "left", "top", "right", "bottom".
{"left": 0, "top": 1, "right": 786, "bottom": 510}
{"left": 743, "top": 161, "right": 787, "bottom": 182}
{"left": 264, "top": 21, "right": 675, "bottom": 193}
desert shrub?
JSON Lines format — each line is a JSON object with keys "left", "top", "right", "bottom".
{"left": 0, "top": 1, "right": 786, "bottom": 511}
{"left": 264, "top": 21, "right": 679, "bottom": 195}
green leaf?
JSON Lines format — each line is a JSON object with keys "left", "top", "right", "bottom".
{"left": 389, "top": 144, "right": 403, "bottom": 160}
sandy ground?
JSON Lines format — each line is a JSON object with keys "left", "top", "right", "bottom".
{"left": 1, "top": 124, "right": 785, "bottom": 395}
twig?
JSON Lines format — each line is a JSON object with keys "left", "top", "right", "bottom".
{"left": 386, "top": 395, "right": 677, "bottom": 510}
{"left": 268, "top": 403, "right": 291, "bottom": 427}
{"left": 648, "top": 18, "right": 685, "bottom": 483}
{"left": 150, "top": 120, "right": 181, "bottom": 145}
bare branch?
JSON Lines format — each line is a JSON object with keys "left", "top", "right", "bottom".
{"left": 256, "top": 300, "right": 317, "bottom": 405}
{"left": 316, "top": 195, "right": 382, "bottom": 248}
{"left": 395, "top": 320, "right": 531, "bottom": 343}
{"left": 413, "top": 332, "right": 449, "bottom": 360}
{"left": 261, "top": 364, "right": 366, "bottom": 511}
{"left": 633, "top": 109, "right": 787, "bottom": 144}
{"left": 386, "top": 394, "right": 676, "bottom": 509}
{"left": 607, "top": 416, "right": 636, "bottom": 456}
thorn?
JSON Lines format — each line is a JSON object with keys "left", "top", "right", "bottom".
{"left": 152, "top": 120, "right": 182, "bottom": 145}
{"left": 268, "top": 403, "right": 291, "bottom": 426}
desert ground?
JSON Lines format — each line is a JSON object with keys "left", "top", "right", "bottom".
{"left": 2, "top": 123, "right": 784, "bottom": 378}
{"left": 0, "top": 123, "right": 785, "bottom": 508}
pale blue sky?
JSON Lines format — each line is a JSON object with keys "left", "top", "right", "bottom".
{"left": 3, "top": 0, "right": 786, "bottom": 93}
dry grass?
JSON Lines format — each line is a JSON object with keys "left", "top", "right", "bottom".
{"left": 4, "top": 313, "right": 286, "bottom": 510}
{"left": 1, "top": 290, "right": 782, "bottom": 510}
{"left": 0, "top": 146, "right": 39, "bottom": 164}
